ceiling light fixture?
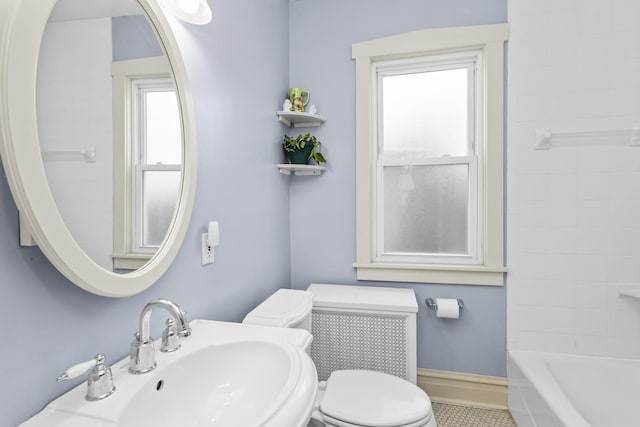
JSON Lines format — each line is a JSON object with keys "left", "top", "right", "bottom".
{"left": 159, "top": 0, "right": 212, "bottom": 25}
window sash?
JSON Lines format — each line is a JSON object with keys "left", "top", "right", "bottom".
{"left": 374, "top": 157, "right": 480, "bottom": 264}
{"left": 131, "top": 78, "right": 180, "bottom": 253}
{"left": 376, "top": 53, "right": 480, "bottom": 159}
{"left": 372, "top": 52, "right": 483, "bottom": 266}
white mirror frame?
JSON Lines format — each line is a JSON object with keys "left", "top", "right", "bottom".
{"left": 0, "top": 0, "right": 197, "bottom": 297}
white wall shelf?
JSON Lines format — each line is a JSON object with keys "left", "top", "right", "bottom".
{"left": 277, "top": 111, "right": 326, "bottom": 128}
{"left": 277, "top": 164, "right": 326, "bottom": 176}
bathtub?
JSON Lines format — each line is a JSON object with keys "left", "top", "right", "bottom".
{"left": 508, "top": 350, "right": 640, "bottom": 427}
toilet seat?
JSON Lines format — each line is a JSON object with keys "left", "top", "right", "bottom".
{"left": 321, "top": 413, "right": 432, "bottom": 427}
{"left": 319, "top": 370, "right": 433, "bottom": 427}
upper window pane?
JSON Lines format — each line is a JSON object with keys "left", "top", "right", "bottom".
{"left": 381, "top": 67, "right": 469, "bottom": 158}
{"left": 144, "top": 90, "right": 181, "bottom": 165}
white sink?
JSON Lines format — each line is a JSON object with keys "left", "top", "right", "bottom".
{"left": 21, "top": 320, "right": 317, "bottom": 427}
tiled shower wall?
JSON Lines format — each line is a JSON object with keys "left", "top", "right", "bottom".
{"left": 507, "top": 0, "right": 640, "bottom": 357}
{"left": 37, "top": 18, "right": 113, "bottom": 270}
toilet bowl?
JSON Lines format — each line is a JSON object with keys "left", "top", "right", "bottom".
{"left": 243, "top": 288, "right": 437, "bottom": 427}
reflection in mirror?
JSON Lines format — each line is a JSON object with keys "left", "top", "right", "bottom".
{"left": 36, "top": 0, "right": 182, "bottom": 272}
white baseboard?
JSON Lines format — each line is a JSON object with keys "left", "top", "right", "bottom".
{"left": 417, "top": 368, "right": 508, "bottom": 410}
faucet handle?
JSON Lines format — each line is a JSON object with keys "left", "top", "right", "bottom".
{"left": 57, "top": 354, "right": 116, "bottom": 401}
{"left": 161, "top": 318, "right": 181, "bottom": 352}
{"left": 129, "top": 332, "right": 156, "bottom": 374}
{"left": 57, "top": 356, "right": 99, "bottom": 382}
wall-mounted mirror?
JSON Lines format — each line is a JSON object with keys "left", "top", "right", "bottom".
{"left": 0, "top": 0, "right": 197, "bottom": 296}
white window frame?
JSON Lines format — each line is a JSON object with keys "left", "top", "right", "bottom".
{"left": 352, "top": 24, "right": 508, "bottom": 286}
{"left": 131, "top": 78, "right": 181, "bottom": 254}
{"left": 111, "top": 56, "right": 175, "bottom": 270}
{"left": 374, "top": 52, "right": 482, "bottom": 265}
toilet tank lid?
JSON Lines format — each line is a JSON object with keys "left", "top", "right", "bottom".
{"left": 306, "top": 284, "right": 418, "bottom": 313}
{"left": 242, "top": 289, "right": 313, "bottom": 328}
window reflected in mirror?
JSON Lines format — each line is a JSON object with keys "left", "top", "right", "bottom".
{"left": 36, "top": 0, "right": 183, "bottom": 272}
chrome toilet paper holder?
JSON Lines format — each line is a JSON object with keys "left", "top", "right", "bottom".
{"left": 425, "top": 298, "right": 464, "bottom": 310}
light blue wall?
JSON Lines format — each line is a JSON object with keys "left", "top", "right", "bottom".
{"left": 0, "top": 0, "right": 290, "bottom": 424}
{"left": 288, "top": 0, "right": 508, "bottom": 377}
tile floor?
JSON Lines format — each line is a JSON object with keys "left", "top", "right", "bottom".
{"left": 432, "top": 402, "right": 517, "bottom": 427}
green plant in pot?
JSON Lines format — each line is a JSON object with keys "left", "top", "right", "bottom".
{"left": 283, "top": 133, "right": 327, "bottom": 165}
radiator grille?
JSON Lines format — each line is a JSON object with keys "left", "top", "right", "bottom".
{"left": 310, "top": 310, "right": 407, "bottom": 381}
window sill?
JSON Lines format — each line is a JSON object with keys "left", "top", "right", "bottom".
{"left": 113, "top": 253, "right": 152, "bottom": 271}
{"left": 353, "top": 262, "right": 507, "bottom": 286}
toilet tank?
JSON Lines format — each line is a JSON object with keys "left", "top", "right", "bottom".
{"left": 307, "top": 284, "right": 418, "bottom": 384}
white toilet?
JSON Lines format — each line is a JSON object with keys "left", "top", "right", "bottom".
{"left": 243, "top": 288, "right": 437, "bottom": 427}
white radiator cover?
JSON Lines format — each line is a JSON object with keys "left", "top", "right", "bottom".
{"left": 307, "top": 284, "right": 418, "bottom": 384}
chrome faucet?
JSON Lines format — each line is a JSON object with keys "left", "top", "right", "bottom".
{"left": 129, "top": 299, "right": 191, "bottom": 374}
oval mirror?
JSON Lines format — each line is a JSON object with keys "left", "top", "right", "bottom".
{"left": 0, "top": 0, "right": 197, "bottom": 297}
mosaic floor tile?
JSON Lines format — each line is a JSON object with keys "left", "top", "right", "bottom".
{"left": 432, "top": 402, "right": 516, "bottom": 427}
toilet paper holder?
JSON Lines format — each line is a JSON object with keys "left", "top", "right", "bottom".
{"left": 425, "top": 298, "right": 464, "bottom": 310}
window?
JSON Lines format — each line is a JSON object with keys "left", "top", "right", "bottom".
{"left": 131, "top": 79, "right": 181, "bottom": 252}
{"left": 111, "top": 56, "right": 181, "bottom": 270}
{"left": 352, "top": 24, "right": 508, "bottom": 285}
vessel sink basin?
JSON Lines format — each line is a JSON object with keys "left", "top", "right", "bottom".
{"left": 20, "top": 320, "right": 317, "bottom": 427}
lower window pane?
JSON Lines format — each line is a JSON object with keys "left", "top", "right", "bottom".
{"left": 142, "top": 171, "right": 180, "bottom": 247}
{"left": 383, "top": 164, "right": 469, "bottom": 255}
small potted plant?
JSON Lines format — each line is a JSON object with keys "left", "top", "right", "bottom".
{"left": 283, "top": 133, "right": 327, "bottom": 165}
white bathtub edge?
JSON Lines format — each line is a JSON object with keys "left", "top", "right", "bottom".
{"left": 508, "top": 351, "right": 592, "bottom": 427}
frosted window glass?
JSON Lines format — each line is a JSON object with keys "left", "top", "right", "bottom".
{"left": 142, "top": 171, "right": 180, "bottom": 246}
{"left": 145, "top": 90, "right": 181, "bottom": 164}
{"left": 382, "top": 68, "right": 469, "bottom": 157}
{"left": 383, "top": 164, "right": 468, "bottom": 254}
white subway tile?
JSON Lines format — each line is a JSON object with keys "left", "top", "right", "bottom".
{"left": 548, "top": 200, "right": 578, "bottom": 227}
{"left": 609, "top": 199, "right": 640, "bottom": 228}
{"left": 609, "top": 227, "right": 640, "bottom": 255}
{"left": 509, "top": 253, "right": 556, "bottom": 280}
{"left": 511, "top": 93, "right": 549, "bottom": 123}
{"left": 574, "top": 89, "right": 613, "bottom": 118}
{"left": 578, "top": 2, "right": 612, "bottom": 36}
{"left": 568, "top": 228, "right": 610, "bottom": 255}
{"left": 612, "top": 0, "right": 640, "bottom": 32}
{"left": 609, "top": 87, "right": 640, "bottom": 117}
{"left": 607, "top": 255, "right": 640, "bottom": 283}
{"left": 517, "top": 306, "right": 575, "bottom": 334}
{"left": 577, "top": 200, "right": 610, "bottom": 227}
{"left": 609, "top": 172, "right": 640, "bottom": 199}
{"left": 509, "top": 227, "right": 552, "bottom": 253}
{"left": 575, "top": 335, "right": 640, "bottom": 359}
{"left": 578, "top": 146, "right": 614, "bottom": 172}
{"left": 512, "top": 279, "right": 575, "bottom": 307}
{"left": 547, "top": 173, "right": 578, "bottom": 200}
{"left": 549, "top": 255, "right": 605, "bottom": 283}
{"left": 577, "top": 172, "right": 610, "bottom": 200}
{"left": 510, "top": 66, "right": 552, "bottom": 97}
{"left": 572, "top": 307, "right": 608, "bottom": 336}
{"left": 516, "top": 173, "right": 548, "bottom": 201}
{"left": 515, "top": 331, "right": 576, "bottom": 353}
{"left": 512, "top": 200, "right": 548, "bottom": 228}
{"left": 572, "top": 281, "right": 608, "bottom": 308}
